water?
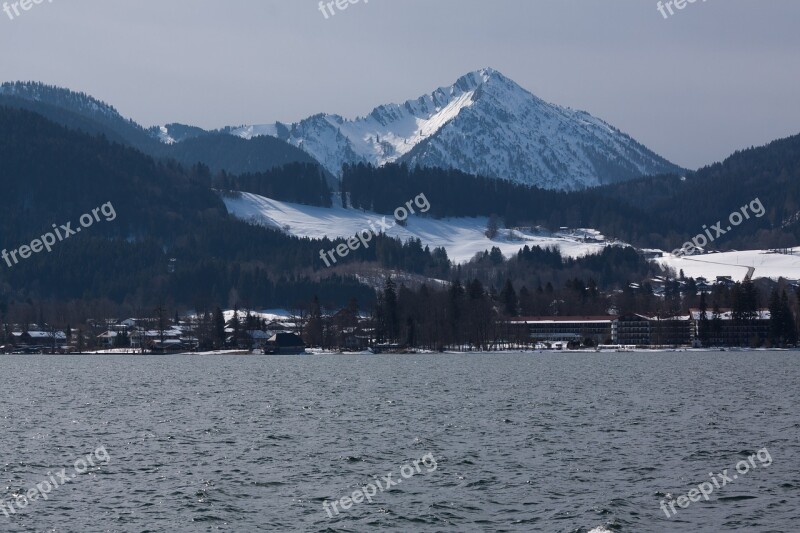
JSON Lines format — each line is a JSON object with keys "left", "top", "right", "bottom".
{"left": 0, "top": 352, "right": 798, "bottom": 532}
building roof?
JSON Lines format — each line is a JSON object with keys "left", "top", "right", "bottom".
{"left": 689, "top": 308, "right": 771, "bottom": 320}
{"left": 268, "top": 332, "right": 305, "bottom": 346}
{"left": 13, "top": 331, "right": 67, "bottom": 340}
{"left": 510, "top": 316, "right": 616, "bottom": 324}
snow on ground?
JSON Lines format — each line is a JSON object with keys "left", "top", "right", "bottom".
{"left": 185, "top": 309, "right": 292, "bottom": 321}
{"left": 221, "top": 192, "right": 800, "bottom": 280}
{"left": 658, "top": 248, "right": 800, "bottom": 281}
{"left": 222, "top": 309, "right": 291, "bottom": 321}
{"left": 222, "top": 192, "right": 611, "bottom": 263}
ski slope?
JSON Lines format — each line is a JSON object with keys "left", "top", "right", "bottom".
{"left": 222, "top": 192, "right": 610, "bottom": 263}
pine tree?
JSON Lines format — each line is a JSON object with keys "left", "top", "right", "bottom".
{"left": 518, "top": 286, "right": 533, "bottom": 316}
{"left": 769, "top": 288, "right": 783, "bottom": 345}
{"left": 230, "top": 305, "right": 241, "bottom": 348}
{"left": 500, "top": 279, "right": 518, "bottom": 317}
{"left": 405, "top": 315, "right": 416, "bottom": 347}
{"left": 447, "top": 280, "right": 465, "bottom": 347}
{"left": 213, "top": 307, "right": 226, "bottom": 349}
{"left": 77, "top": 329, "right": 85, "bottom": 353}
{"left": 346, "top": 298, "right": 359, "bottom": 327}
{"left": 306, "top": 296, "right": 324, "bottom": 347}
{"left": 698, "top": 292, "right": 710, "bottom": 345}
{"left": 711, "top": 300, "right": 722, "bottom": 345}
{"left": 485, "top": 214, "right": 500, "bottom": 239}
{"left": 382, "top": 278, "right": 399, "bottom": 343}
{"left": 154, "top": 305, "right": 168, "bottom": 345}
{"left": 781, "top": 290, "right": 797, "bottom": 345}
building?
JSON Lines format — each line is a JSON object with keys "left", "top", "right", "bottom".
{"left": 612, "top": 314, "right": 652, "bottom": 345}
{"left": 511, "top": 314, "right": 693, "bottom": 348}
{"left": 510, "top": 316, "right": 615, "bottom": 345}
{"left": 9, "top": 330, "right": 67, "bottom": 352}
{"left": 265, "top": 333, "right": 307, "bottom": 354}
{"left": 96, "top": 330, "right": 119, "bottom": 347}
{"left": 689, "top": 308, "right": 771, "bottom": 347}
{"left": 613, "top": 314, "right": 691, "bottom": 346}
{"left": 247, "top": 330, "right": 271, "bottom": 350}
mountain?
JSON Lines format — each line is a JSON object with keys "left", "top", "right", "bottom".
{"left": 593, "top": 132, "right": 800, "bottom": 249}
{"left": 0, "top": 81, "right": 162, "bottom": 153}
{"left": 335, "top": 125, "right": 800, "bottom": 253}
{"left": 165, "top": 132, "right": 322, "bottom": 176}
{"left": 0, "top": 106, "right": 382, "bottom": 309}
{"left": 224, "top": 68, "right": 682, "bottom": 190}
{"left": 0, "top": 82, "right": 318, "bottom": 176}
{"left": 5, "top": 76, "right": 680, "bottom": 190}
{"left": 148, "top": 122, "right": 210, "bottom": 144}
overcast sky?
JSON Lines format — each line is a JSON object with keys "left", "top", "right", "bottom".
{"left": 1, "top": 0, "right": 798, "bottom": 169}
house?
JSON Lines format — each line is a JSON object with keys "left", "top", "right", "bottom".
{"left": 11, "top": 330, "right": 66, "bottom": 350}
{"left": 695, "top": 280, "right": 713, "bottom": 293}
{"left": 130, "top": 327, "right": 184, "bottom": 350}
{"left": 96, "top": 330, "right": 118, "bottom": 347}
{"left": 265, "top": 319, "right": 296, "bottom": 334}
{"left": 339, "top": 327, "right": 370, "bottom": 351}
{"left": 147, "top": 339, "right": 189, "bottom": 354}
{"left": 265, "top": 332, "right": 307, "bottom": 354}
{"left": 639, "top": 250, "right": 664, "bottom": 260}
{"left": 247, "top": 330, "right": 271, "bottom": 350}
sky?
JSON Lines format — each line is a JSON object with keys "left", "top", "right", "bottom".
{"left": 1, "top": 0, "right": 799, "bottom": 170}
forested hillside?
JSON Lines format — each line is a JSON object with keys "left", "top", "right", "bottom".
{"left": 0, "top": 107, "right": 421, "bottom": 316}
{"left": 341, "top": 134, "right": 800, "bottom": 252}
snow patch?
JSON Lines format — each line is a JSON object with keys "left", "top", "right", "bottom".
{"left": 658, "top": 248, "right": 800, "bottom": 281}
{"left": 222, "top": 192, "right": 611, "bottom": 264}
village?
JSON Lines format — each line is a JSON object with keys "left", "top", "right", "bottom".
{"left": 0, "top": 296, "right": 791, "bottom": 355}
{"left": 0, "top": 312, "right": 310, "bottom": 355}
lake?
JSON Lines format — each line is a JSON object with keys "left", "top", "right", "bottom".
{"left": 0, "top": 352, "right": 798, "bottom": 532}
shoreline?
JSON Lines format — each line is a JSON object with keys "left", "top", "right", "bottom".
{"left": 2, "top": 347, "right": 795, "bottom": 356}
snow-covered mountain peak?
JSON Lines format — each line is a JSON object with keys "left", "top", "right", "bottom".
{"left": 455, "top": 67, "right": 502, "bottom": 88}
{"left": 169, "top": 68, "right": 682, "bottom": 190}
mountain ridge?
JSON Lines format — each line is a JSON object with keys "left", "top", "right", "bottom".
{"left": 0, "top": 81, "right": 319, "bottom": 176}
{"left": 2, "top": 74, "right": 683, "bottom": 190}
{"left": 221, "top": 68, "right": 683, "bottom": 189}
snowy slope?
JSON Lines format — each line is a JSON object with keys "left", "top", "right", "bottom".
{"left": 226, "top": 68, "right": 681, "bottom": 190}
{"left": 658, "top": 249, "right": 800, "bottom": 281}
{"left": 223, "top": 191, "right": 800, "bottom": 279}
{"left": 222, "top": 192, "right": 611, "bottom": 263}
{"left": 149, "top": 123, "right": 209, "bottom": 144}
